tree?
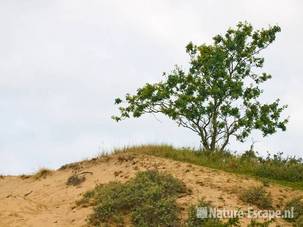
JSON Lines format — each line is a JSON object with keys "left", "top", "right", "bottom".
{"left": 112, "top": 22, "right": 288, "bottom": 151}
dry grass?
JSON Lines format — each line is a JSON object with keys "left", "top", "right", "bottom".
{"left": 239, "top": 186, "right": 273, "bottom": 209}
{"left": 284, "top": 196, "right": 303, "bottom": 222}
{"left": 33, "top": 168, "right": 52, "bottom": 180}
{"left": 66, "top": 174, "right": 86, "bottom": 186}
{"left": 59, "top": 162, "right": 81, "bottom": 171}
{"left": 20, "top": 174, "right": 31, "bottom": 180}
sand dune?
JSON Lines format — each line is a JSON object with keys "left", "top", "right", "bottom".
{"left": 0, "top": 153, "right": 300, "bottom": 226}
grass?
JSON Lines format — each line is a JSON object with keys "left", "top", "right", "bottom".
{"left": 247, "top": 219, "right": 273, "bottom": 227}
{"left": 78, "top": 170, "right": 187, "bottom": 226}
{"left": 116, "top": 144, "right": 303, "bottom": 190}
{"left": 239, "top": 186, "right": 272, "bottom": 209}
{"left": 295, "top": 215, "right": 303, "bottom": 226}
{"left": 66, "top": 174, "right": 86, "bottom": 186}
{"left": 283, "top": 196, "right": 303, "bottom": 222}
{"left": 32, "top": 168, "right": 52, "bottom": 180}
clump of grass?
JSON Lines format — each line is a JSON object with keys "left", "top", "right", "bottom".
{"left": 116, "top": 154, "right": 135, "bottom": 162}
{"left": 66, "top": 174, "right": 86, "bottom": 186}
{"left": 124, "top": 145, "right": 303, "bottom": 190}
{"left": 247, "top": 219, "right": 273, "bottom": 227}
{"left": 186, "top": 199, "right": 240, "bottom": 227}
{"left": 284, "top": 196, "right": 303, "bottom": 222}
{"left": 240, "top": 186, "right": 272, "bottom": 209}
{"left": 20, "top": 174, "right": 31, "bottom": 179}
{"left": 33, "top": 168, "right": 52, "bottom": 180}
{"left": 78, "top": 170, "right": 186, "bottom": 226}
{"left": 295, "top": 215, "right": 303, "bottom": 226}
{"left": 59, "top": 162, "right": 81, "bottom": 171}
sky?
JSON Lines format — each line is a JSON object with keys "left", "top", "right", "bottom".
{"left": 0, "top": 0, "right": 302, "bottom": 175}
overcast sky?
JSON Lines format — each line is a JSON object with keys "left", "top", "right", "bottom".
{"left": 1, "top": 0, "right": 302, "bottom": 175}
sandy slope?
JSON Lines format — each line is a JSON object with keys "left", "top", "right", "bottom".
{"left": 0, "top": 153, "right": 301, "bottom": 227}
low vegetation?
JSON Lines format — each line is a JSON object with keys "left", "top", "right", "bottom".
{"left": 239, "top": 186, "right": 272, "bottom": 209}
{"left": 79, "top": 170, "right": 244, "bottom": 226}
{"left": 66, "top": 174, "right": 86, "bottom": 186}
{"left": 33, "top": 168, "right": 52, "bottom": 180}
{"left": 247, "top": 219, "right": 272, "bottom": 227}
{"left": 78, "top": 170, "right": 187, "bottom": 226}
{"left": 283, "top": 196, "right": 303, "bottom": 222}
{"left": 295, "top": 215, "right": 303, "bottom": 226}
{"left": 118, "top": 145, "right": 303, "bottom": 189}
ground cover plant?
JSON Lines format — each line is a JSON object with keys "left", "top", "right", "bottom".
{"left": 77, "top": 170, "right": 186, "bottom": 226}
{"left": 239, "top": 186, "right": 272, "bottom": 209}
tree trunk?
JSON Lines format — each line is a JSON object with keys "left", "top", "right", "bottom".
{"left": 210, "top": 111, "right": 218, "bottom": 150}
{"left": 199, "top": 133, "right": 210, "bottom": 150}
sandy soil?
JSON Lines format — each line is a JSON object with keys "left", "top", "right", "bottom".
{"left": 0, "top": 153, "right": 301, "bottom": 227}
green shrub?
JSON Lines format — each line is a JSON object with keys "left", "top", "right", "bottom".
{"left": 79, "top": 170, "right": 186, "bottom": 226}
{"left": 132, "top": 198, "right": 179, "bottom": 226}
{"left": 284, "top": 196, "right": 303, "bottom": 222}
{"left": 241, "top": 150, "right": 258, "bottom": 160}
{"left": 240, "top": 186, "right": 272, "bottom": 209}
{"left": 247, "top": 219, "right": 272, "bottom": 227}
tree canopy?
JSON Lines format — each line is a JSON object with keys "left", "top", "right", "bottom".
{"left": 112, "top": 22, "right": 288, "bottom": 151}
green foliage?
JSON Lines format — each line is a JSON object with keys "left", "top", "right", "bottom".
{"left": 131, "top": 198, "right": 179, "bottom": 226}
{"left": 113, "top": 22, "right": 288, "bottom": 151}
{"left": 254, "top": 155, "right": 303, "bottom": 182}
{"left": 78, "top": 170, "right": 186, "bottom": 226}
{"left": 127, "top": 145, "right": 303, "bottom": 189}
{"left": 240, "top": 186, "right": 272, "bottom": 209}
{"left": 247, "top": 219, "right": 272, "bottom": 227}
{"left": 295, "top": 215, "right": 303, "bottom": 226}
{"left": 284, "top": 196, "right": 303, "bottom": 222}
